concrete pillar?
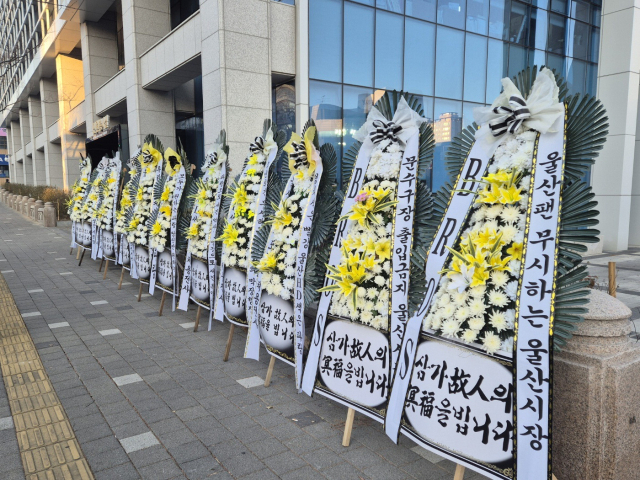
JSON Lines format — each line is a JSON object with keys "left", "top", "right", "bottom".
{"left": 10, "top": 121, "right": 23, "bottom": 183}
{"left": 18, "top": 109, "right": 32, "bottom": 184}
{"left": 80, "top": 13, "right": 120, "bottom": 129}
{"left": 593, "top": 0, "right": 640, "bottom": 251}
{"left": 55, "top": 54, "right": 86, "bottom": 190}
{"left": 121, "top": 0, "right": 175, "bottom": 155}
{"left": 6, "top": 126, "right": 15, "bottom": 182}
{"left": 200, "top": 0, "right": 274, "bottom": 172}
{"left": 295, "top": 0, "right": 310, "bottom": 134}
{"left": 40, "top": 77, "right": 64, "bottom": 189}
{"left": 27, "top": 96, "right": 46, "bottom": 185}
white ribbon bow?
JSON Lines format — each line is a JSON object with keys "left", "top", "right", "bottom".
{"left": 354, "top": 96, "right": 427, "bottom": 145}
{"left": 474, "top": 67, "right": 564, "bottom": 142}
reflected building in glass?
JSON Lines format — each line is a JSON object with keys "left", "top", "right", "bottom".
{"left": 307, "top": 0, "right": 601, "bottom": 190}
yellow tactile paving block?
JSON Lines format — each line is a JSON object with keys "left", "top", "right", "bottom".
{"left": 0, "top": 274, "right": 94, "bottom": 480}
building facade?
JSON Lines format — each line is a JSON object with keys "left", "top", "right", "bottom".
{"left": 0, "top": 0, "right": 638, "bottom": 251}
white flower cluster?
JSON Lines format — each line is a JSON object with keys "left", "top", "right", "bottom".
{"left": 326, "top": 139, "right": 401, "bottom": 331}
{"left": 149, "top": 175, "right": 178, "bottom": 252}
{"left": 219, "top": 150, "right": 268, "bottom": 269}
{"left": 423, "top": 130, "right": 537, "bottom": 355}
{"left": 78, "top": 170, "right": 107, "bottom": 222}
{"left": 126, "top": 172, "right": 156, "bottom": 246}
{"left": 68, "top": 162, "right": 92, "bottom": 222}
{"left": 96, "top": 169, "right": 119, "bottom": 231}
{"left": 186, "top": 151, "right": 227, "bottom": 258}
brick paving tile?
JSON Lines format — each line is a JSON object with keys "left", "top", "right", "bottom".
{"left": 0, "top": 205, "right": 490, "bottom": 479}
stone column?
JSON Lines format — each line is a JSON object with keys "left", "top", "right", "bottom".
{"left": 27, "top": 96, "right": 46, "bottom": 185}
{"left": 200, "top": 0, "right": 223, "bottom": 157}
{"left": 6, "top": 125, "right": 15, "bottom": 182}
{"left": 121, "top": 0, "right": 175, "bottom": 155}
{"left": 593, "top": 0, "right": 640, "bottom": 250}
{"left": 553, "top": 289, "right": 640, "bottom": 479}
{"left": 40, "top": 77, "right": 64, "bottom": 189}
{"left": 10, "top": 121, "right": 23, "bottom": 183}
{"left": 55, "top": 55, "right": 86, "bottom": 190}
{"left": 80, "top": 13, "right": 120, "bottom": 129}
{"left": 295, "top": 0, "right": 310, "bottom": 134}
{"left": 18, "top": 109, "right": 32, "bottom": 184}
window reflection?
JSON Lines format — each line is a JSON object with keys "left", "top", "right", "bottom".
{"left": 435, "top": 26, "right": 464, "bottom": 99}
{"left": 467, "top": 0, "right": 490, "bottom": 34}
{"left": 344, "top": 2, "right": 374, "bottom": 87}
{"left": 508, "top": 44, "right": 528, "bottom": 77}
{"left": 432, "top": 98, "right": 462, "bottom": 191}
{"left": 590, "top": 27, "right": 599, "bottom": 63}
{"left": 530, "top": 8, "right": 547, "bottom": 50}
{"left": 375, "top": 11, "right": 404, "bottom": 90}
{"left": 509, "top": 1, "right": 530, "bottom": 45}
{"left": 548, "top": 13, "right": 566, "bottom": 55}
{"left": 464, "top": 33, "right": 487, "bottom": 103}
{"left": 566, "top": 58, "right": 586, "bottom": 94}
{"left": 404, "top": 18, "right": 436, "bottom": 95}
{"left": 309, "top": 0, "right": 343, "bottom": 82}
{"left": 438, "top": 0, "right": 467, "bottom": 29}
{"left": 407, "top": 0, "right": 437, "bottom": 22}
{"left": 377, "top": 0, "right": 404, "bottom": 13}
{"left": 309, "top": 80, "right": 343, "bottom": 167}
{"left": 343, "top": 86, "right": 375, "bottom": 156}
{"left": 486, "top": 38, "right": 507, "bottom": 100}
{"left": 568, "top": 19, "right": 589, "bottom": 60}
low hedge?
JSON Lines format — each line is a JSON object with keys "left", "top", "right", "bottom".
{"left": 3, "top": 183, "right": 71, "bottom": 220}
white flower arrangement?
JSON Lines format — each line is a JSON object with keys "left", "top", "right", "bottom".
{"left": 185, "top": 149, "right": 227, "bottom": 258}
{"left": 320, "top": 137, "right": 400, "bottom": 331}
{"left": 115, "top": 154, "right": 141, "bottom": 235}
{"left": 68, "top": 159, "right": 92, "bottom": 222}
{"left": 149, "top": 148, "right": 183, "bottom": 253}
{"left": 253, "top": 127, "right": 320, "bottom": 302}
{"left": 126, "top": 143, "right": 163, "bottom": 246}
{"left": 217, "top": 142, "right": 272, "bottom": 269}
{"left": 95, "top": 169, "right": 119, "bottom": 231}
{"left": 423, "top": 130, "right": 535, "bottom": 354}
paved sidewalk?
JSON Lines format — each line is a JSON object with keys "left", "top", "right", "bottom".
{"left": 0, "top": 205, "right": 483, "bottom": 480}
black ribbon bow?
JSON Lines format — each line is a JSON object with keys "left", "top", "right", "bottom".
{"left": 289, "top": 142, "right": 308, "bottom": 170}
{"left": 249, "top": 136, "right": 265, "bottom": 155}
{"left": 370, "top": 120, "right": 402, "bottom": 144}
{"left": 489, "top": 95, "right": 531, "bottom": 137}
{"left": 204, "top": 152, "right": 217, "bottom": 169}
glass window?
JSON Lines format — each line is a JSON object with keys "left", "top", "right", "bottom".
{"left": 344, "top": 2, "right": 374, "bottom": 87}
{"left": 272, "top": 80, "right": 296, "bottom": 142}
{"left": 566, "top": 58, "right": 586, "bottom": 94}
{"left": 310, "top": 80, "right": 343, "bottom": 168}
{"left": 509, "top": 1, "right": 530, "bottom": 45}
{"left": 508, "top": 44, "right": 528, "bottom": 77}
{"left": 546, "top": 52, "right": 565, "bottom": 76}
{"left": 550, "top": 0, "right": 567, "bottom": 14}
{"left": 591, "top": 6, "right": 601, "bottom": 27}
{"left": 437, "top": 0, "right": 467, "bottom": 29}
{"left": 548, "top": 13, "right": 567, "bottom": 55}
{"left": 407, "top": 0, "right": 437, "bottom": 22}
{"left": 467, "top": 0, "right": 490, "bottom": 35}
{"left": 351, "top": 0, "right": 375, "bottom": 4}
{"left": 175, "top": 76, "right": 204, "bottom": 174}
{"left": 375, "top": 10, "right": 404, "bottom": 90}
{"left": 432, "top": 98, "right": 462, "bottom": 191}
{"left": 486, "top": 38, "right": 508, "bottom": 101}
{"left": 377, "top": 0, "right": 404, "bottom": 13}
{"left": 435, "top": 26, "right": 464, "bottom": 99}
{"left": 489, "top": 0, "right": 509, "bottom": 39}
{"left": 309, "top": 0, "right": 343, "bottom": 82}
{"left": 570, "top": 0, "right": 590, "bottom": 22}
{"left": 464, "top": 33, "right": 487, "bottom": 103}
{"left": 586, "top": 63, "right": 597, "bottom": 96}
{"left": 530, "top": 49, "right": 546, "bottom": 68}
{"left": 569, "top": 20, "right": 589, "bottom": 60}
{"left": 590, "top": 27, "right": 599, "bottom": 63}
{"left": 344, "top": 85, "right": 374, "bottom": 155}
{"left": 530, "top": 8, "right": 547, "bottom": 50}
{"left": 170, "top": 0, "right": 199, "bottom": 29}
{"left": 404, "top": 18, "right": 436, "bottom": 96}
{"left": 463, "top": 101, "right": 483, "bottom": 127}
{"left": 532, "top": 0, "right": 548, "bottom": 10}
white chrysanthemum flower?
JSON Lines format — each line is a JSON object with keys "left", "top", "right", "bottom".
{"left": 486, "top": 204, "right": 503, "bottom": 219}
{"left": 488, "top": 289, "right": 509, "bottom": 307}
{"left": 470, "top": 285, "right": 487, "bottom": 298}
{"left": 441, "top": 303, "right": 456, "bottom": 318}
{"left": 469, "top": 298, "right": 486, "bottom": 316}
{"left": 468, "top": 316, "right": 485, "bottom": 331}
{"left": 461, "top": 329, "right": 478, "bottom": 344}
{"left": 502, "top": 336, "right": 514, "bottom": 353}
{"left": 441, "top": 319, "right": 460, "bottom": 338}
{"left": 489, "top": 310, "right": 508, "bottom": 332}
{"left": 438, "top": 294, "right": 451, "bottom": 307}
{"left": 501, "top": 225, "right": 518, "bottom": 244}
{"left": 374, "top": 276, "right": 385, "bottom": 286}
{"left": 504, "top": 309, "right": 516, "bottom": 328}
{"left": 482, "top": 332, "right": 502, "bottom": 354}
{"left": 455, "top": 307, "right": 470, "bottom": 321}
{"left": 490, "top": 270, "right": 510, "bottom": 288}
{"left": 501, "top": 205, "right": 520, "bottom": 223}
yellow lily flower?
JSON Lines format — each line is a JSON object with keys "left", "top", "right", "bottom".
{"left": 507, "top": 242, "right": 523, "bottom": 260}
{"left": 217, "top": 222, "right": 239, "bottom": 247}
{"left": 151, "top": 221, "right": 163, "bottom": 236}
{"left": 375, "top": 239, "right": 392, "bottom": 261}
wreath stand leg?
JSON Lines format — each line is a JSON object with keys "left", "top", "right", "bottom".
{"left": 137, "top": 282, "right": 143, "bottom": 302}
{"left": 193, "top": 306, "right": 202, "bottom": 332}
{"left": 118, "top": 267, "right": 125, "bottom": 289}
{"left": 342, "top": 408, "right": 356, "bottom": 447}
{"left": 454, "top": 464, "right": 465, "bottom": 480}
{"left": 70, "top": 247, "right": 73, "bottom": 255}
{"left": 264, "top": 356, "right": 276, "bottom": 387}
{"left": 158, "top": 291, "right": 167, "bottom": 316}
{"left": 76, "top": 247, "right": 81, "bottom": 260}
{"left": 99, "top": 258, "right": 104, "bottom": 272}
{"left": 78, "top": 248, "right": 86, "bottom": 266}
{"left": 103, "top": 260, "right": 109, "bottom": 279}
{"left": 223, "top": 324, "right": 235, "bottom": 361}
